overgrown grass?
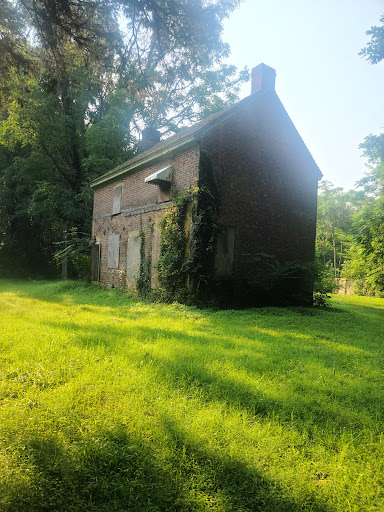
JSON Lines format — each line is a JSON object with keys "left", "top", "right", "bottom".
{"left": 1, "top": 280, "right": 384, "bottom": 511}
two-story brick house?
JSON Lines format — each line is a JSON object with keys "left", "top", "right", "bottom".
{"left": 91, "top": 63, "right": 322, "bottom": 305}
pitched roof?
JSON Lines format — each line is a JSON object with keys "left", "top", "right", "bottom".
{"left": 90, "top": 87, "right": 322, "bottom": 188}
{"left": 90, "top": 90, "right": 268, "bottom": 188}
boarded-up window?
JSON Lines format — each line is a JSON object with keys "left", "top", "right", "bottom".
{"left": 126, "top": 231, "right": 141, "bottom": 287}
{"left": 158, "top": 182, "right": 171, "bottom": 203}
{"left": 108, "top": 234, "right": 120, "bottom": 268}
{"left": 214, "top": 227, "right": 235, "bottom": 277}
{"left": 91, "top": 242, "right": 101, "bottom": 281}
{"left": 112, "top": 186, "right": 122, "bottom": 215}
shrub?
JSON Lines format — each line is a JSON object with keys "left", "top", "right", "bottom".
{"left": 313, "top": 263, "right": 340, "bottom": 307}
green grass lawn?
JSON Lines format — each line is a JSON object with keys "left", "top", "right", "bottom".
{"left": 1, "top": 280, "right": 384, "bottom": 511}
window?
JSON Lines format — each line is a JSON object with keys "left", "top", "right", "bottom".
{"left": 214, "top": 227, "right": 235, "bottom": 277}
{"left": 126, "top": 231, "right": 141, "bottom": 288}
{"left": 108, "top": 234, "right": 120, "bottom": 268}
{"left": 112, "top": 185, "right": 122, "bottom": 215}
{"left": 158, "top": 181, "right": 171, "bottom": 202}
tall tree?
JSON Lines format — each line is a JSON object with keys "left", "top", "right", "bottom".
{"left": 316, "top": 181, "right": 365, "bottom": 276}
{"left": 360, "top": 14, "right": 384, "bottom": 64}
{"left": 6, "top": 0, "right": 246, "bottom": 131}
{"left": 342, "top": 137, "right": 384, "bottom": 294}
{"left": 344, "top": 13, "right": 384, "bottom": 294}
{"left": 0, "top": 0, "right": 247, "bottom": 277}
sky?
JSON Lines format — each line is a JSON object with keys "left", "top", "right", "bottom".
{"left": 222, "top": 0, "right": 384, "bottom": 190}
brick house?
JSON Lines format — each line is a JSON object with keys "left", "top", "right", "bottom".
{"left": 91, "top": 63, "right": 322, "bottom": 305}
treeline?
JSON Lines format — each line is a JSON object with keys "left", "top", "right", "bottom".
{"left": 317, "top": 13, "right": 384, "bottom": 296}
{"left": 1, "top": 3, "right": 383, "bottom": 293}
{"left": 0, "top": 0, "right": 246, "bottom": 278}
{"left": 317, "top": 135, "right": 384, "bottom": 295}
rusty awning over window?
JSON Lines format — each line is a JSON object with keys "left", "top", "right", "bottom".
{"left": 144, "top": 165, "right": 172, "bottom": 185}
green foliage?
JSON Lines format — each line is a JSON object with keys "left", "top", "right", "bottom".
{"left": 342, "top": 14, "right": 384, "bottom": 295}
{"left": 312, "top": 263, "right": 340, "bottom": 307}
{"left": 0, "top": 0, "right": 247, "bottom": 278}
{"left": 313, "top": 263, "right": 339, "bottom": 295}
{"left": 54, "top": 228, "right": 92, "bottom": 281}
{"left": 316, "top": 181, "right": 365, "bottom": 277}
{"left": 360, "top": 14, "right": 384, "bottom": 64}
{"left": 185, "top": 151, "right": 221, "bottom": 290}
{"left": 157, "top": 151, "right": 221, "bottom": 304}
{"left": 157, "top": 187, "right": 198, "bottom": 301}
{"left": 342, "top": 244, "right": 377, "bottom": 296}
{"left": 342, "top": 201, "right": 384, "bottom": 297}
{"left": 341, "top": 135, "right": 384, "bottom": 295}
{"left": 314, "top": 16, "right": 384, "bottom": 294}
{"left": 136, "top": 230, "right": 152, "bottom": 297}
{"left": 83, "top": 94, "right": 135, "bottom": 176}
{"left": 3, "top": 280, "right": 384, "bottom": 511}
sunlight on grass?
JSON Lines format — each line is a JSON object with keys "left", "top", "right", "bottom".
{"left": 1, "top": 280, "right": 384, "bottom": 511}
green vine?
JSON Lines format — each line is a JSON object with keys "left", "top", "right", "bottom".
{"left": 157, "top": 150, "right": 221, "bottom": 303}
{"left": 157, "top": 188, "right": 197, "bottom": 300}
{"left": 136, "top": 228, "right": 151, "bottom": 296}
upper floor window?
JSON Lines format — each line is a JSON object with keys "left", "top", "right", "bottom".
{"left": 112, "top": 185, "right": 122, "bottom": 215}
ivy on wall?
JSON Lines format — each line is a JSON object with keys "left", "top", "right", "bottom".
{"left": 141, "top": 149, "right": 317, "bottom": 307}
{"left": 157, "top": 151, "right": 221, "bottom": 303}
{"left": 157, "top": 187, "right": 197, "bottom": 300}
{"left": 136, "top": 228, "right": 152, "bottom": 296}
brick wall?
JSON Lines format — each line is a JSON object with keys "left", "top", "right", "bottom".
{"left": 200, "top": 93, "right": 319, "bottom": 301}
{"left": 91, "top": 94, "right": 320, "bottom": 302}
{"left": 92, "top": 146, "right": 200, "bottom": 288}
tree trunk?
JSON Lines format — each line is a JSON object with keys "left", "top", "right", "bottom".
{"left": 62, "top": 255, "right": 68, "bottom": 280}
{"left": 329, "top": 220, "right": 337, "bottom": 277}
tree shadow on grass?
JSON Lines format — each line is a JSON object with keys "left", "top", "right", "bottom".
{"left": 4, "top": 428, "right": 195, "bottom": 512}
{"left": 169, "top": 356, "right": 379, "bottom": 435}
{"left": 0, "top": 280, "right": 138, "bottom": 309}
{"left": 3, "top": 424, "right": 336, "bottom": 512}
{"left": 37, "top": 313, "right": 384, "bottom": 433}
{"left": 159, "top": 415, "right": 335, "bottom": 512}
{"left": 9, "top": 278, "right": 384, "bottom": 350}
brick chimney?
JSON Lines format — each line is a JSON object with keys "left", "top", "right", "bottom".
{"left": 251, "top": 63, "right": 276, "bottom": 94}
{"left": 140, "top": 127, "right": 161, "bottom": 152}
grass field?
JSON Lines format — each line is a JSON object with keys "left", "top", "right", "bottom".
{"left": 1, "top": 280, "right": 384, "bottom": 511}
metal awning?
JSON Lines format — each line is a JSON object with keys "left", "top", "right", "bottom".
{"left": 144, "top": 165, "right": 172, "bottom": 185}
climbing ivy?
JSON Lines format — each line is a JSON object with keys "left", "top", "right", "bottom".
{"left": 154, "top": 149, "right": 316, "bottom": 307}
{"left": 136, "top": 229, "right": 152, "bottom": 296}
{"left": 157, "top": 188, "right": 197, "bottom": 300}
{"left": 157, "top": 151, "right": 221, "bottom": 303}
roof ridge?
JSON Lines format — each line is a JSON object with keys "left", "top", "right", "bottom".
{"left": 90, "top": 89, "right": 273, "bottom": 188}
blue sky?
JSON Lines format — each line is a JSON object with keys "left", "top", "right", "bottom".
{"left": 223, "top": 0, "right": 384, "bottom": 190}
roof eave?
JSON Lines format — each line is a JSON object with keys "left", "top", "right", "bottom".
{"left": 90, "top": 92, "right": 270, "bottom": 189}
{"left": 90, "top": 135, "right": 197, "bottom": 189}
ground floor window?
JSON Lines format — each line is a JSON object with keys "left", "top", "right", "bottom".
{"left": 108, "top": 234, "right": 120, "bottom": 268}
{"left": 214, "top": 226, "right": 235, "bottom": 277}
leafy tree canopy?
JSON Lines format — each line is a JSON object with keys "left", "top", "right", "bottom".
{"left": 316, "top": 181, "right": 366, "bottom": 276}
{"left": 0, "top": 0, "right": 247, "bottom": 277}
{"left": 2, "top": 0, "right": 247, "bottom": 132}
{"left": 340, "top": 13, "right": 384, "bottom": 295}
{"left": 360, "top": 14, "right": 384, "bottom": 64}
{"left": 340, "top": 136, "right": 384, "bottom": 295}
